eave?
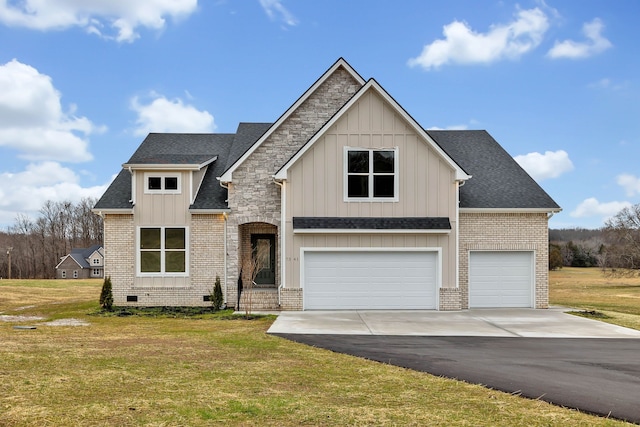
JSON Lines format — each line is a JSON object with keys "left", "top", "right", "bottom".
{"left": 460, "top": 208, "right": 563, "bottom": 214}
{"left": 123, "top": 156, "right": 217, "bottom": 171}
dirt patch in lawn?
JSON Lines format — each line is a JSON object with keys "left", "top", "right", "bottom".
{"left": 0, "top": 314, "right": 45, "bottom": 322}
{"left": 41, "top": 318, "right": 90, "bottom": 327}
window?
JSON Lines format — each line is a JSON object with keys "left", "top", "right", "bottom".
{"left": 345, "top": 148, "right": 397, "bottom": 200}
{"left": 93, "top": 258, "right": 100, "bottom": 265}
{"left": 138, "top": 227, "right": 188, "bottom": 275}
{"left": 61, "top": 271, "right": 66, "bottom": 279}
{"left": 73, "top": 270, "right": 78, "bottom": 279}
{"left": 144, "top": 173, "right": 181, "bottom": 194}
{"left": 93, "top": 269, "right": 101, "bottom": 276}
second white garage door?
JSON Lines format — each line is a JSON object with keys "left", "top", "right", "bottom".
{"left": 303, "top": 250, "right": 438, "bottom": 310}
{"left": 469, "top": 251, "right": 534, "bottom": 308}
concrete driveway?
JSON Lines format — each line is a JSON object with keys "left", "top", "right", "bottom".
{"left": 267, "top": 307, "right": 640, "bottom": 338}
{"left": 268, "top": 308, "right": 640, "bottom": 423}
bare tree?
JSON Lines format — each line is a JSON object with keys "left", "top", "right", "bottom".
{"left": 3, "top": 199, "right": 103, "bottom": 278}
{"left": 240, "top": 239, "right": 271, "bottom": 318}
{"left": 601, "top": 204, "right": 640, "bottom": 275}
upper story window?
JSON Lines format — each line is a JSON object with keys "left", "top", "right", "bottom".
{"left": 144, "top": 173, "right": 181, "bottom": 194}
{"left": 345, "top": 148, "right": 398, "bottom": 201}
{"left": 138, "top": 227, "right": 188, "bottom": 276}
{"left": 93, "top": 258, "right": 100, "bottom": 265}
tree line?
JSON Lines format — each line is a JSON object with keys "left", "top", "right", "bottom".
{"left": 550, "top": 203, "right": 640, "bottom": 274}
{"left": 0, "top": 198, "right": 103, "bottom": 279}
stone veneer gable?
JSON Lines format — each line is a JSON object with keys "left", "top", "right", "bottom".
{"left": 225, "top": 67, "right": 363, "bottom": 308}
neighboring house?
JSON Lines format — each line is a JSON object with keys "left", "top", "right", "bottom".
{"left": 55, "top": 245, "right": 104, "bottom": 279}
{"left": 93, "top": 58, "right": 560, "bottom": 310}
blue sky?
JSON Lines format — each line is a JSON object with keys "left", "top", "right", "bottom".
{"left": 0, "top": 0, "right": 638, "bottom": 230}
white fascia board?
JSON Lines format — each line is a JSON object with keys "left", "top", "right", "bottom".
{"left": 460, "top": 207, "right": 563, "bottom": 213}
{"left": 275, "top": 79, "right": 471, "bottom": 182}
{"left": 91, "top": 208, "right": 134, "bottom": 215}
{"left": 55, "top": 255, "right": 70, "bottom": 269}
{"left": 123, "top": 156, "right": 216, "bottom": 172}
{"left": 293, "top": 228, "right": 451, "bottom": 234}
{"left": 221, "top": 58, "right": 366, "bottom": 183}
{"left": 368, "top": 79, "right": 471, "bottom": 182}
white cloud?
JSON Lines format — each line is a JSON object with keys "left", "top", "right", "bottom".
{"left": 259, "top": 0, "right": 298, "bottom": 27}
{"left": 588, "top": 77, "right": 627, "bottom": 91}
{"left": 514, "top": 150, "right": 573, "bottom": 181}
{"left": 130, "top": 94, "right": 216, "bottom": 136}
{"left": 0, "top": 59, "right": 102, "bottom": 163}
{"left": 570, "top": 197, "right": 631, "bottom": 219}
{"left": 0, "top": 162, "right": 111, "bottom": 226}
{"left": 408, "top": 7, "right": 549, "bottom": 70}
{"left": 617, "top": 174, "right": 640, "bottom": 197}
{"left": 0, "top": 0, "right": 198, "bottom": 42}
{"left": 547, "top": 18, "right": 612, "bottom": 59}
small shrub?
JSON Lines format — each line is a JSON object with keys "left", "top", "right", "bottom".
{"left": 99, "top": 276, "right": 114, "bottom": 311}
{"left": 212, "top": 275, "right": 223, "bottom": 311}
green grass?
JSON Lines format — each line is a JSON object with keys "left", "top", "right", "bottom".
{"left": 550, "top": 267, "right": 640, "bottom": 330}
{"left": 0, "top": 278, "right": 634, "bottom": 426}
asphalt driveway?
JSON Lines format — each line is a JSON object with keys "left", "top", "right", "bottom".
{"left": 268, "top": 309, "right": 640, "bottom": 423}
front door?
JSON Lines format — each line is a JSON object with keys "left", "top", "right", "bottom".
{"left": 251, "top": 234, "right": 276, "bottom": 285}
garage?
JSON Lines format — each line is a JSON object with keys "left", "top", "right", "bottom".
{"left": 469, "top": 251, "right": 534, "bottom": 308}
{"left": 303, "top": 250, "right": 438, "bottom": 310}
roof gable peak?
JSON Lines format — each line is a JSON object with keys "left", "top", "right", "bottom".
{"left": 219, "top": 58, "right": 366, "bottom": 182}
{"left": 275, "top": 78, "right": 470, "bottom": 181}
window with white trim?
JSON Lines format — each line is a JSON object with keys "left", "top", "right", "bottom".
{"left": 138, "top": 227, "right": 188, "bottom": 275}
{"left": 144, "top": 173, "right": 181, "bottom": 194}
{"left": 345, "top": 148, "right": 398, "bottom": 200}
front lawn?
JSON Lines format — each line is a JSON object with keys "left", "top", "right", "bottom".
{"left": 0, "top": 279, "right": 632, "bottom": 426}
{"left": 550, "top": 267, "right": 640, "bottom": 330}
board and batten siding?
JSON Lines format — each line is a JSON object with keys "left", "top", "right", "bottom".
{"left": 283, "top": 90, "right": 458, "bottom": 291}
{"left": 133, "top": 169, "right": 193, "bottom": 288}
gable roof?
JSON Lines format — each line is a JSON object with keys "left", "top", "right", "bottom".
{"left": 123, "top": 133, "right": 223, "bottom": 170}
{"left": 94, "top": 124, "right": 272, "bottom": 212}
{"left": 191, "top": 123, "right": 272, "bottom": 211}
{"left": 56, "top": 245, "right": 103, "bottom": 269}
{"left": 219, "top": 58, "right": 366, "bottom": 183}
{"left": 274, "top": 78, "right": 471, "bottom": 182}
{"left": 428, "top": 130, "right": 561, "bottom": 211}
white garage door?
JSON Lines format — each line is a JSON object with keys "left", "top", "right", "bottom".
{"left": 469, "top": 251, "right": 534, "bottom": 308}
{"left": 303, "top": 250, "right": 438, "bottom": 310}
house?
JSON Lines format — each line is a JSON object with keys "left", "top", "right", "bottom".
{"left": 55, "top": 245, "right": 104, "bottom": 279}
{"left": 93, "top": 58, "right": 560, "bottom": 310}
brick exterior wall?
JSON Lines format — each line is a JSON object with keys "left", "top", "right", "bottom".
{"left": 225, "top": 67, "right": 362, "bottom": 308}
{"left": 104, "top": 213, "right": 226, "bottom": 307}
{"left": 280, "top": 288, "right": 303, "bottom": 310}
{"left": 439, "top": 288, "right": 461, "bottom": 311}
{"left": 103, "top": 214, "right": 135, "bottom": 305}
{"left": 459, "top": 212, "right": 550, "bottom": 309}
{"left": 190, "top": 214, "right": 226, "bottom": 304}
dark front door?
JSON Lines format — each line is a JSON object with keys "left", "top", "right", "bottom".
{"left": 251, "top": 234, "right": 276, "bottom": 285}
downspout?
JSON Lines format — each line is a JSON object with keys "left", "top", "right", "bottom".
{"left": 218, "top": 178, "right": 230, "bottom": 306}
{"left": 455, "top": 179, "right": 467, "bottom": 303}
{"left": 274, "top": 178, "right": 285, "bottom": 307}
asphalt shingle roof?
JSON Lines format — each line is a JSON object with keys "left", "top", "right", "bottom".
{"left": 94, "top": 124, "right": 272, "bottom": 211}
{"left": 95, "top": 125, "right": 559, "bottom": 212}
{"left": 68, "top": 245, "right": 103, "bottom": 268}
{"left": 428, "top": 130, "right": 560, "bottom": 210}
